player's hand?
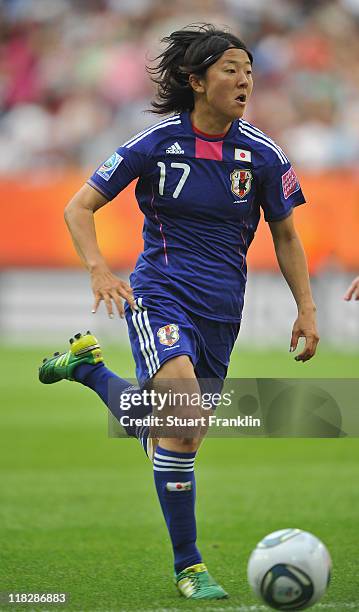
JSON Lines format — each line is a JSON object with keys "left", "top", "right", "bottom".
{"left": 344, "top": 276, "right": 359, "bottom": 301}
{"left": 90, "top": 265, "right": 135, "bottom": 319}
{"left": 290, "top": 309, "right": 319, "bottom": 362}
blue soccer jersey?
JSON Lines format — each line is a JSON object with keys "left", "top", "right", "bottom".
{"left": 88, "top": 112, "right": 305, "bottom": 322}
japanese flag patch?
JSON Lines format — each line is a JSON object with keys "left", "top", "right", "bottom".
{"left": 96, "top": 152, "right": 123, "bottom": 181}
{"left": 235, "top": 148, "right": 251, "bottom": 162}
{"left": 166, "top": 481, "right": 192, "bottom": 492}
{"left": 282, "top": 166, "right": 300, "bottom": 199}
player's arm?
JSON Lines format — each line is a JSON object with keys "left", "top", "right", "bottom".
{"left": 344, "top": 276, "right": 359, "bottom": 301}
{"left": 269, "top": 213, "right": 319, "bottom": 362}
{"left": 64, "top": 183, "right": 134, "bottom": 318}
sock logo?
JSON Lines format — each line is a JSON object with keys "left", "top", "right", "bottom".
{"left": 166, "top": 481, "right": 192, "bottom": 492}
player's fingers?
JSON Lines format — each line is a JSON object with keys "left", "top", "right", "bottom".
{"left": 294, "top": 336, "right": 309, "bottom": 361}
{"left": 119, "top": 283, "right": 135, "bottom": 308}
{"left": 344, "top": 278, "right": 359, "bottom": 301}
{"left": 290, "top": 329, "right": 300, "bottom": 352}
{"left": 344, "top": 285, "right": 355, "bottom": 301}
{"left": 295, "top": 348, "right": 311, "bottom": 362}
{"left": 110, "top": 291, "right": 125, "bottom": 319}
{"left": 92, "top": 294, "right": 102, "bottom": 314}
{"left": 103, "top": 294, "right": 114, "bottom": 319}
{"left": 111, "top": 282, "right": 132, "bottom": 304}
{"left": 120, "top": 288, "right": 135, "bottom": 307}
{"left": 295, "top": 345, "right": 312, "bottom": 361}
{"left": 295, "top": 335, "right": 319, "bottom": 362}
{"left": 126, "top": 294, "right": 136, "bottom": 309}
{"left": 120, "top": 281, "right": 133, "bottom": 294}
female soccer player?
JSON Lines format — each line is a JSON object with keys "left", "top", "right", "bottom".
{"left": 39, "top": 24, "right": 319, "bottom": 600}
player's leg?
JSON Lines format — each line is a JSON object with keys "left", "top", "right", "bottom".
{"left": 38, "top": 331, "right": 153, "bottom": 450}
{"left": 151, "top": 355, "right": 227, "bottom": 600}
{"left": 153, "top": 315, "right": 240, "bottom": 599}
{"left": 125, "top": 297, "right": 227, "bottom": 598}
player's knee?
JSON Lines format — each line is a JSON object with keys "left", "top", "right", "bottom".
{"left": 152, "top": 358, "right": 206, "bottom": 442}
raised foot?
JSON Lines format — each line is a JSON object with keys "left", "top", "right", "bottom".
{"left": 38, "top": 331, "right": 103, "bottom": 384}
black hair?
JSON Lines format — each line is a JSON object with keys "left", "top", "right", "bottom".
{"left": 147, "top": 23, "right": 253, "bottom": 116}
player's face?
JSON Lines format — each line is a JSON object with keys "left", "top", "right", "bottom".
{"left": 195, "top": 48, "right": 253, "bottom": 121}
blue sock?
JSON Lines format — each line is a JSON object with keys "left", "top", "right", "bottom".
{"left": 74, "top": 363, "right": 151, "bottom": 441}
{"left": 153, "top": 446, "right": 202, "bottom": 574}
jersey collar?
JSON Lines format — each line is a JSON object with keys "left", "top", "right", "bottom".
{"left": 181, "top": 111, "right": 238, "bottom": 142}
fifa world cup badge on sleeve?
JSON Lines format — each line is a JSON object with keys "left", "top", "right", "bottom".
{"left": 282, "top": 166, "right": 300, "bottom": 199}
{"left": 157, "top": 324, "right": 180, "bottom": 347}
{"left": 96, "top": 152, "right": 123, "bottom": 181}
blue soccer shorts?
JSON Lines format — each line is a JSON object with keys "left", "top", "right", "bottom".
{"left": 125, "top": 296, "right": 240, "bottom": 388}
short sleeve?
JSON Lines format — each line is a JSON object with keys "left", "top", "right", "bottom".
{"left": 258, "top": 161, "right": 306, "bottom": 222}
{"left": 87, "top": 146, "right": 148, "bottom": 201}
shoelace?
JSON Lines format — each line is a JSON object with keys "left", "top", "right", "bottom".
{"left": 186, "top": 571, "right": 204, "bottom": 592}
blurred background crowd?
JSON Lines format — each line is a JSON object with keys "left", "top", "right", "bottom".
{"left": 1, "top": 0, "right": 359, "bottom": 173}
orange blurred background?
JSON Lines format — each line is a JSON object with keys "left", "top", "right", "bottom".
{"left": 2, "top": 171, "right": 358, "bottom": 272}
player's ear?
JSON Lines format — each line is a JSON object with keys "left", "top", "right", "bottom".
{"left": 188, "top": 73, "right": 206, "bottom": 94}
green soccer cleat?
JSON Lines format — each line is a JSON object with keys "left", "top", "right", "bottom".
{"left": 39, "top": 331, "right": 103, "bottom": 384}
{"left": 175, "top": 563, "right": 229, "bottom": 600}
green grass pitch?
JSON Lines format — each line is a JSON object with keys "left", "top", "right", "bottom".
{"left": 1, "top": 344, "right": 359, "bottom": 611}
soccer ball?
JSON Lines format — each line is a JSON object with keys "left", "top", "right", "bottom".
{"left": 247, "top": 528, "right": 332, "bottom": 610}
